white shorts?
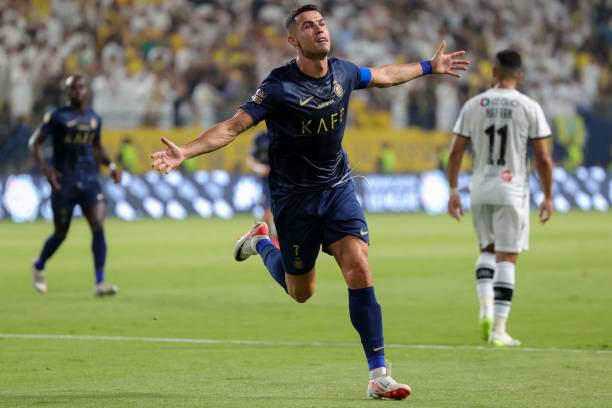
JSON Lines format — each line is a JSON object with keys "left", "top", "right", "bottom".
{"left": 471, "top": 202, "right": 529, "bottom": 253}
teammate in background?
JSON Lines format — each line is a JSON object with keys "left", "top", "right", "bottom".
{"left": 446, "top": 50, "right": 553, "bottom": 346}
{"left": 152, "top": 4, "right": 468, "bottom": 399}
{"left": 246, "top": 130, "right": 279, "bottom": 246}
{"left": 29, "top": 74, "right": 121, "bottom": 297}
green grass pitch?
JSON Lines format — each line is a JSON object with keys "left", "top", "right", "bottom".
{"left": 1, "top": 211, "right": 611, "bottom": 407}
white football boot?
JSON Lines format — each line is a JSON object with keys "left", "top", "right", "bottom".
{"left": 367, "top": 362, "right": 411, "bottom": 400}
{"left": 32, "top": 263, "right": 47, "bottom": 294}
{"left": 95, "top": 282, "right": 119, "bottom": 297}
{"left": 234, "top": 222, "right": 270, "bottom": 261}
{"left": 488, "top": 332, "right": 521, "bottom": 347}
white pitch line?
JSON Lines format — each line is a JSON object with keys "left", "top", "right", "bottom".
{"left": 0, "top": 333, "right": 610, "bottom": 355}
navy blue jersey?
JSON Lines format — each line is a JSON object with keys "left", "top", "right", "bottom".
{"left": 40, "top": 106, "right": 102, "bottom": 177}
{"left": 250, "top": 131, "right": 270, "bottom": 166}
{"left": 240, "top": 58, "right": 371, "bottom": 196}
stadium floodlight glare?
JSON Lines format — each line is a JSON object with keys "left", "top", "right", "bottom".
{"left": 116, "top": 200, "right": 137, "bottom": 221}
{"left": 193, "top": 197, "right": 213, "bottom": 218}
{"left": 167, "top": 199, "right": 188, "bottom": 220}
{"left": 553, "top": 195, "right": 571, "bottom": 213}
{"left": 143, "top": 196, "right": 164, "bottom": 219}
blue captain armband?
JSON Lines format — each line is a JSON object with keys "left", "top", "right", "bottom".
{"left": 420, "top": 60, "right": 432, "bottom": 75}
{"left": 357, "top": 67, "right": 371, "bottom": 89}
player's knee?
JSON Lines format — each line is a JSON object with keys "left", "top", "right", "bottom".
{"left": 54, "top": 229, "right": 68, "bottom": 241}
{"left": 289, "top": 287, "right": 314, "bottom": 303}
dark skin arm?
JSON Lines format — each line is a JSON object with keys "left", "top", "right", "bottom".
{"left": 93, "top": 142, "right": 121, "bottom": 184}
{"left": 29, "top": 127, "right": 61, "bottom": 191}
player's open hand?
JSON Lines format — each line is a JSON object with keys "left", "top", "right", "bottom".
{"left": 538, "top": 197, "right": 553, "bottom": 224}
{"left": 431, "top": 40, "right": 469, "bottom": 78}
{"left": 448, "top": 192, "right": 463, "bottom": 221}
{"left": 151, "top": 137, "right": 185, "bottom": 174}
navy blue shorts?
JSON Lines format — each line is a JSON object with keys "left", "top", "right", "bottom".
{"left": 51, "top": 176, "right": 104, "bottom": 223}
{"left": 272, "top": 180, "right": 369, "bottom": 275}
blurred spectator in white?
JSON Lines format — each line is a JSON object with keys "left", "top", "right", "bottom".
{"left": 10, "top": 59, "right": 33, "bottom": 121}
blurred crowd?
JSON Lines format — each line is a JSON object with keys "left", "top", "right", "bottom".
{"left": 0, "top": 0, "right": 610, "bottom": 169}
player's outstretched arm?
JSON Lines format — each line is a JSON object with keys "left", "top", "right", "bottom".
{"left": 532, "top": 138, "right": 553, "bottom": 223}
{"left": 369, "top": 41, "right": 469, "bottom": 88}
{"left": 151, "top": 109, "right": 254, "bottom": 174}
{"left": 447, "top": 134, "right": 469, "bottom": 221}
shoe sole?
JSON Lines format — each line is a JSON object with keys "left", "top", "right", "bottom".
{"left": 369, "top": 387, "right": 411, "bottom": 400}
{"left": 489, "top": 339, "right": 521, "bottom": 347}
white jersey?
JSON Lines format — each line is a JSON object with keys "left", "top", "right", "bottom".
{"left": 453, "top": 88, "right": 551, "bottom": 206}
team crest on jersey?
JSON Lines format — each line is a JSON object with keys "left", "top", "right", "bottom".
{"left": 293, "top": 257, "right": 304, "bottom": 270}
{"left": 333, "top": 81, "right": 343, "bottom": 97}
{"left": 251, "top": 88, "right": 266, "bottom": 104}
{"left": 501, "top": 169, "right": 513, "bottom": 182}
{"left": 90, "top": 118, "right": 98, "bottom": 129}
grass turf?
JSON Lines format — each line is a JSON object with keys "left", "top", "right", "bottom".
{"left": 0, "top": 211, "right": 611, "bottom": 407}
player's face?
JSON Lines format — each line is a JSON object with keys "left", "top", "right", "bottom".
{"left": 67, "top": 76, "right": 88, "bottom": 105}
{"left": 291, "top": 10, "right": 331, "bottom": 60}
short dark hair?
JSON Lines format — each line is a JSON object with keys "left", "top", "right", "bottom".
{"left": 284, "top": 4, "right": 319, "bottom": 32}
{"left": 495, "top": 49, "right": 523, "bottom": 71}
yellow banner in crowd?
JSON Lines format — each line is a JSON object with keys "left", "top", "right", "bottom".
{"left": 103, "top": 127, "right": 470, "bottom": 174}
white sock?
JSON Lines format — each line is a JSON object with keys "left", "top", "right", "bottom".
{"left": 493, "top": 261, "right": 515, "bottom": 335}
{"left": 475, "top": 252, "right": 496, "bottom": 319}
{"left": 369, "top": 366, "right": 387, "bottom": 379}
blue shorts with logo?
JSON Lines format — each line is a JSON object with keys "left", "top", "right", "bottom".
{"left": 51, "top": 175, "right": 104, "bottom": 223}
{"left": 271, "top": 180, "right": 369, "bottom": 275}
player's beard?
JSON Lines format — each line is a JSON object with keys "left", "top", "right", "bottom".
{"left": 298, "top": 40, "right": 330, "bottom": 60}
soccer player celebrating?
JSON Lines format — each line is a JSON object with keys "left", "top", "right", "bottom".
{"left": 152, "top": 4, "right": 468, "bottom": 399}
{"left": 446, "top": 50, "right": 553, "bottom": 346}
{"left": 30, "top": 74, "right": 121, "bottom": 297}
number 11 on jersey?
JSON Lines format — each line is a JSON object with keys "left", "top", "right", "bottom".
{"left": 484, "top": 124, "right": 508, "bottom": 166}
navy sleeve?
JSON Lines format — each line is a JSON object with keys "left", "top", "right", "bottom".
{"left": 39, "top": 110, "right": 57, "bottom": 135}
{"left": 340, "top": 60, "right": 371, "bottom": 90}
{"left": 240, "top": 76, "right": 283, "bottom": 124}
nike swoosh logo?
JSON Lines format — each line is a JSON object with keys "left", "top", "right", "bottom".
{"left": 299, "top": 96, "right": 313, "bottom": 106}
{"left": 372, "top": 346, "right": 384, "bottom": 352}
{"left": 360, "top": 229, "right": 369, "bottom": 236}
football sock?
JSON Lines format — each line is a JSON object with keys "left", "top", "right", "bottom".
{"left": 34, "top": 234, "right": 65, "bottom": 270}
{"left": 475, "top": 252, "right": 496, "bottom": 319}
{"left": 348, "top": 286, "right": 385, "bottom": 372}
{"left": 92, "top": 229, "right": 107, "bottom": 284}
{"left": 256, "top": 239, "right": 286, "bottom": 291}
{"left": 493, "top": 261, "right": 515, "bottom": 334}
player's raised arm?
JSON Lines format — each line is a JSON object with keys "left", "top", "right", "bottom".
{"left": 151, "top": 109, "right": 255, "bottom": 174}
{"left": 368, "top": 41, "right": 469, "bottom": 88}
{"left": 446, "top": 134, "right": 470, "bottom": 221}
